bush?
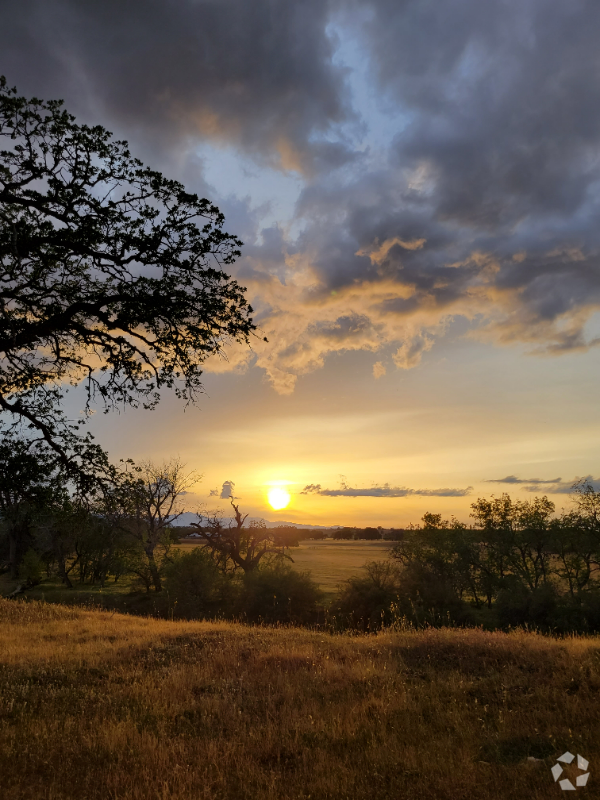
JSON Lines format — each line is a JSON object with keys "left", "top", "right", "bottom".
{"left": 396, "top": 561, "right": 469, "bottom": 622}
{"left": 333, "top": 561, "right": 403, "bottom": 631}
{"left": 576, "top": 589, "right": 600, "bottom": 632}
{"left": 333, "top": 559, "right": 478, "bottom": 632}
{"left": 164, "top": 548, "right": 234, "bottom": 619}
{"left": 18, "top": 548, "right": 44, "bottom": 587}
{"left": 237, "top": 563, "right": 323, "bottom": 625}
{"left": 495, "top": 578, "right": 560, "bottom": 630}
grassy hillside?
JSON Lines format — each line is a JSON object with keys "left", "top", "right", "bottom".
{"left": 0, "top": 599, "right": 598, "bottom": 800}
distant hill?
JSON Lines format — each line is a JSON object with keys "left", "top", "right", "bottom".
{"left": 170, "top": 511, "right": 339, "bottom": 529}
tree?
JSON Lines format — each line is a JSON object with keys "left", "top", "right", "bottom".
{"left": 356, "top": 526, "right": 381, "bottom": 540}
{"left": 383, "top": 528, "right": 405, "bottom": 541}
{"left": 332, "top": 527, "right": 355, "bottom": 540}
{"left": 390, "top": 513, "right": 479, "bottom": 606}
{"left": 271, "top": 525, "right": 302, "bottom": 548}
{"left": 552, "top": 480, "right": 600, "bottom": 600}
{"left": 119, "top": 459, "right": 197, "bottom": 592}
{"left": 0, "top": 78, "right": 256, "bottom": 469}
{"left": 511, "top": 495, "right": 555, "bottom": 591}
{"left": 551, "top": 514, "right": 596, "bottom": 600}
{"left": 470, "top": 494, "right": 555, "bottom": 594}
{"left": 191, "top": 499, "right": 293, "bottom": 574}
{"left": 570, "top": 479, "right": 600, "bottom": 550}
{"left": 469, "top": 494, "right": 518, "bottom": 604}
{"left": 0, "top": 433, "right": 60, "bottom": 578}
{"left": 34, "top": 496, "right": 90, "bottom": 589}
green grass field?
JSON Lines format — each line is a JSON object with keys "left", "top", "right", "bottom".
{"left": 177, "top": 539, "right": 395, "bottom": 595}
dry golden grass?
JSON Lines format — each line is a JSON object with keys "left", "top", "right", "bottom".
{"left": 1, "top": 599, "right": 599, "bottom": 800}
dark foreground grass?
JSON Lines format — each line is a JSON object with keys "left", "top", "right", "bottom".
{"left": 1, "top": 598, "right": 599, "bottom": 800}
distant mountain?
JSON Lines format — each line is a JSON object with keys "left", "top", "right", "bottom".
{"left": 171, "top": 512, "right": 338, "bottom": 529}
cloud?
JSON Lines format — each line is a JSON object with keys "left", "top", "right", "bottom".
{"left": 5, "top": 0, "right": 600, "bottom": 394}
{"left": 372, "top": 361, "right": 386, "bottom": 378}
{"left": 301, "top": 482, "right": 472, "bottom": 498}
{"left": 486, "top": 476, "right": 562, "bottom": 485}
{"left": 0, "top": 0, "right": 354, "bottom": 174}
{"left": 485, "top": 476, "right": 600, "bottom": 494}
{"left": 522, "top": 477, "right": 600, "bottom": 494}
{"left": 238, "top": 0, "right": 600, "bottom": 390}
{"left": 356, "top": 236, "right": 426, "bottom": 265}
{"left": 209, "top": 480, "right": 237, "bottom": 500}
{"left": 359, "top": 0, "right": 600, "bottom": 225}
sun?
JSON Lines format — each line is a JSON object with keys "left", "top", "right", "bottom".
{"left": 268, "top": 487, "right": 291, "bottom": 510}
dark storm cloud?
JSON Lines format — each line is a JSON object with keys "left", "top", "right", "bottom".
{"left": 4, "top": 0, "right": 600, "bottom": 389}
{"left": 301, "top": 483, "right": 472, "bottom": 498}
{"left": 249, "top": 0, "right": 600, "bottom": 388}
{"left": 0, "top": 0, "right": 353, "bottom": 173}
{"left": 359, "top": 0, "right": 600, "bottom": 226}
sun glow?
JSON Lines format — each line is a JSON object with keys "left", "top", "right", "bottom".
{"left": 268, "top": 487, "right": 291, "bottom": 510}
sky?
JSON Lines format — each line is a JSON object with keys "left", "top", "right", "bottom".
{"left": 2, "top": 0, "right": 600, "bottom": 526}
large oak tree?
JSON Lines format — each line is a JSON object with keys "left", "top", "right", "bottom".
{"left": 0, "top": 77, "right": 256, "bottom": 467}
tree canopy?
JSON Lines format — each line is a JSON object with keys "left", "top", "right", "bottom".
{"left": 0, "top": 77, "right": 256, "bottom": 463}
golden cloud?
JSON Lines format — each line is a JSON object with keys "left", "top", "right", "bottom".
{"left": 356, "top": 236, "right": 427, "bottom": 265}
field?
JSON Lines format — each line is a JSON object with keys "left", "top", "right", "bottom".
{"left": 0, "top": 540, "right": 394, "bottom": 617}
{"left": 1, "top": 598, "right": 599, "bottom": 800}
{"left": 178, "top": 539, "right": 395, "bottom": 595}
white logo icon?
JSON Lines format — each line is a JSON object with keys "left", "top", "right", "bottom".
{"left": 551, "top": 752, "right": 590, "bottom": 790}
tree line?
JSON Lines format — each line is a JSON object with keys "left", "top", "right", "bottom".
{"left": 334, "top": 483, "right": 600, "bottom": 633}
{"left": 4, "top": 431, "right": 600, "bottom": 635}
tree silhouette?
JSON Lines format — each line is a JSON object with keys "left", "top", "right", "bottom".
{"left": 191, "top": 498, "right": 293, "bottom": 574}
{"left": 0, "top": 77, "right": 256, "bottom": 466}
{"left": 116, "top": 459, "right": 196, "bottom": 592}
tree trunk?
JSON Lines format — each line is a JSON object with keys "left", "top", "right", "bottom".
{"left": 58, "top": 562, "right": 73, "bottom": 588}
{"left": 145, "top": 548, "right": 162, "bottom": 592}
{"left": 8, "top": 529, "right": 17, "bottom": 580}
{"left": 56, "top": 551, "right": 76, "bottom": 588}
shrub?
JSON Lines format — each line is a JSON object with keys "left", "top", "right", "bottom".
{"left": 333, "top": 559, "right": 478, "bottom": 632}
{"left": 18, "top": 548, "right": 44, "bottom": 588}
{"left": 333, "top": 561, "right": 403, "bottom": 631}
{"left": 237, "top": 563, "right": 323, "bottom": 625}
{"left": 495, "top": 578, "right": 560, "bottom": 630}
{"left": 164, "top": 548, "right": 234, "bottom": 619}
{"left": 396, "top": 561, "right": 469, "bottom": 621}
